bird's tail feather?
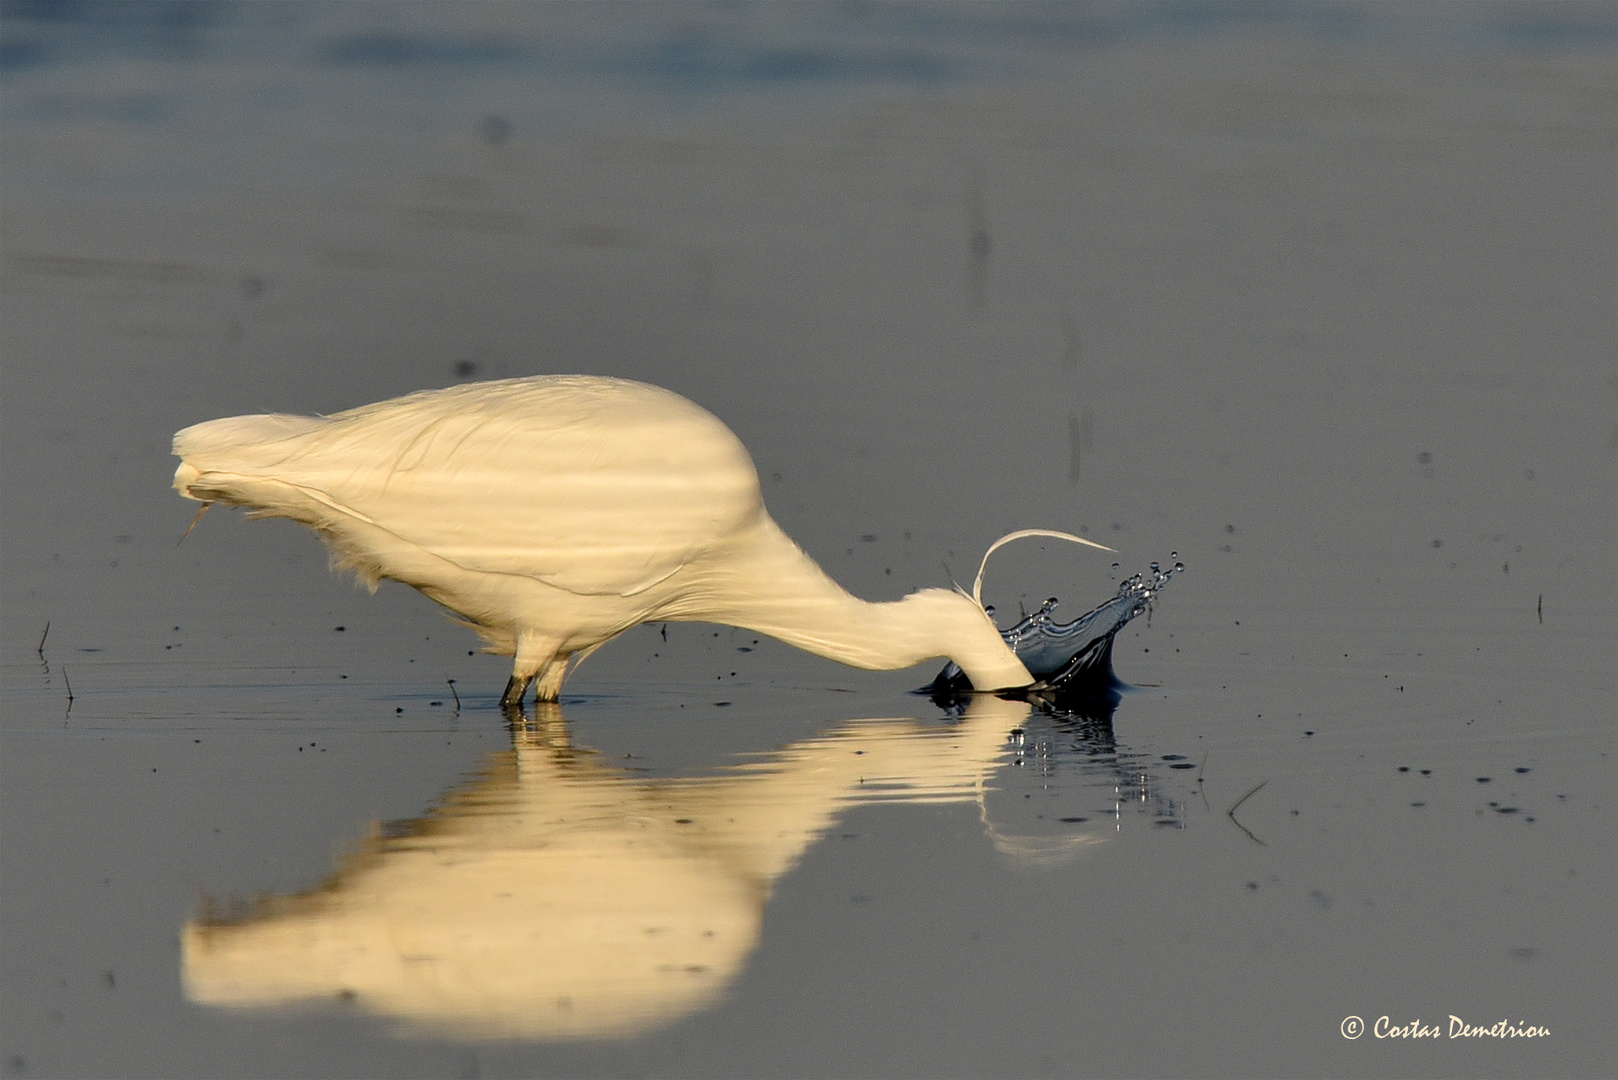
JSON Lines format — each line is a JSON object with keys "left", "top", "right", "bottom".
{"left": 172, "top": 413, "right": 330, "bottom": 496}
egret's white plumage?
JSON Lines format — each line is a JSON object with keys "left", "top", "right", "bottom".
{"left": 173, "top": 375, "right": 1104, "bottom": 704}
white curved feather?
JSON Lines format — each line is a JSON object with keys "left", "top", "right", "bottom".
{"left": 970, "top": 528, "right": 1116, "bottom": 609}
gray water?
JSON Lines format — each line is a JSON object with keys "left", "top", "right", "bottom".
{"left": 2, "top": 4, "right": 1615, "bottom": 1077}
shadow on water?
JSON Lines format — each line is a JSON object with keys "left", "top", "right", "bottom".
{"left": 182, "top": 692, "right": 1189, "bottom": 1042}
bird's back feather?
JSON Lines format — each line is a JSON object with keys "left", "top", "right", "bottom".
{"left": 173, "top": 376, "right": 764, "bottom": 596}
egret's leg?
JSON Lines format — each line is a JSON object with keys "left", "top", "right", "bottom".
{"left": 499, "top": 673, "right": 531, "bottom": 708}
{"left": 503, "top": 630, "right": 561, "bottom": 708}
{"left": 532, "top": 654, "right": 572, "bottom": 702}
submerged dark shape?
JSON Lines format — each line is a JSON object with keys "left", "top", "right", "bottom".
{"left": 925, "top": 560, "right": 1182, "bottom": 706}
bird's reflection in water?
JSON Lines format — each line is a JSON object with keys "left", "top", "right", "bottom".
{"left": 183, "top": 693, "right": 1182, "bottom": 1041}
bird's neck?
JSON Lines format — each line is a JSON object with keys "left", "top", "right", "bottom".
{"left": 672, "top": 515, "right": 1032, "bottom": 691}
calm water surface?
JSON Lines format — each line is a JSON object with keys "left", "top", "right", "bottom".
{"left": 2, "top": 4, "right": 1614, "bottom": 1077}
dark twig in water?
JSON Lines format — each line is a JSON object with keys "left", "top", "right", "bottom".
{"left": 965, "top": 177, "right": 992, "bottom": 310}
{"left": 1537, "top": 594, "right": 1543, "bottom": 624}
{"left": 1196, "top": 752, "right": 1210, "bottom": 812}
{"left": 37, "top": 621, "right": 50, "bottom": 657}
{"left": 1227, "top": 781, "right": 1268, "bottom": 845}
{"left": 62, "top": 665, "right": 74, "bottom": 716}
{"left": 446, "top": 677, "right": 460, "bottom": 712}
{"left": 1066, "top": 411, "right": 1082, "bottom": 485}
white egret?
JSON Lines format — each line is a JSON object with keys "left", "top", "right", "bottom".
{"left": 173, "top": 375, "right": 1111, "bottom": 704}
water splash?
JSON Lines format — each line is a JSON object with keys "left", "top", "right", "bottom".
{"left": 928, "top": 557, "right": 1183, "bottom": 701}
